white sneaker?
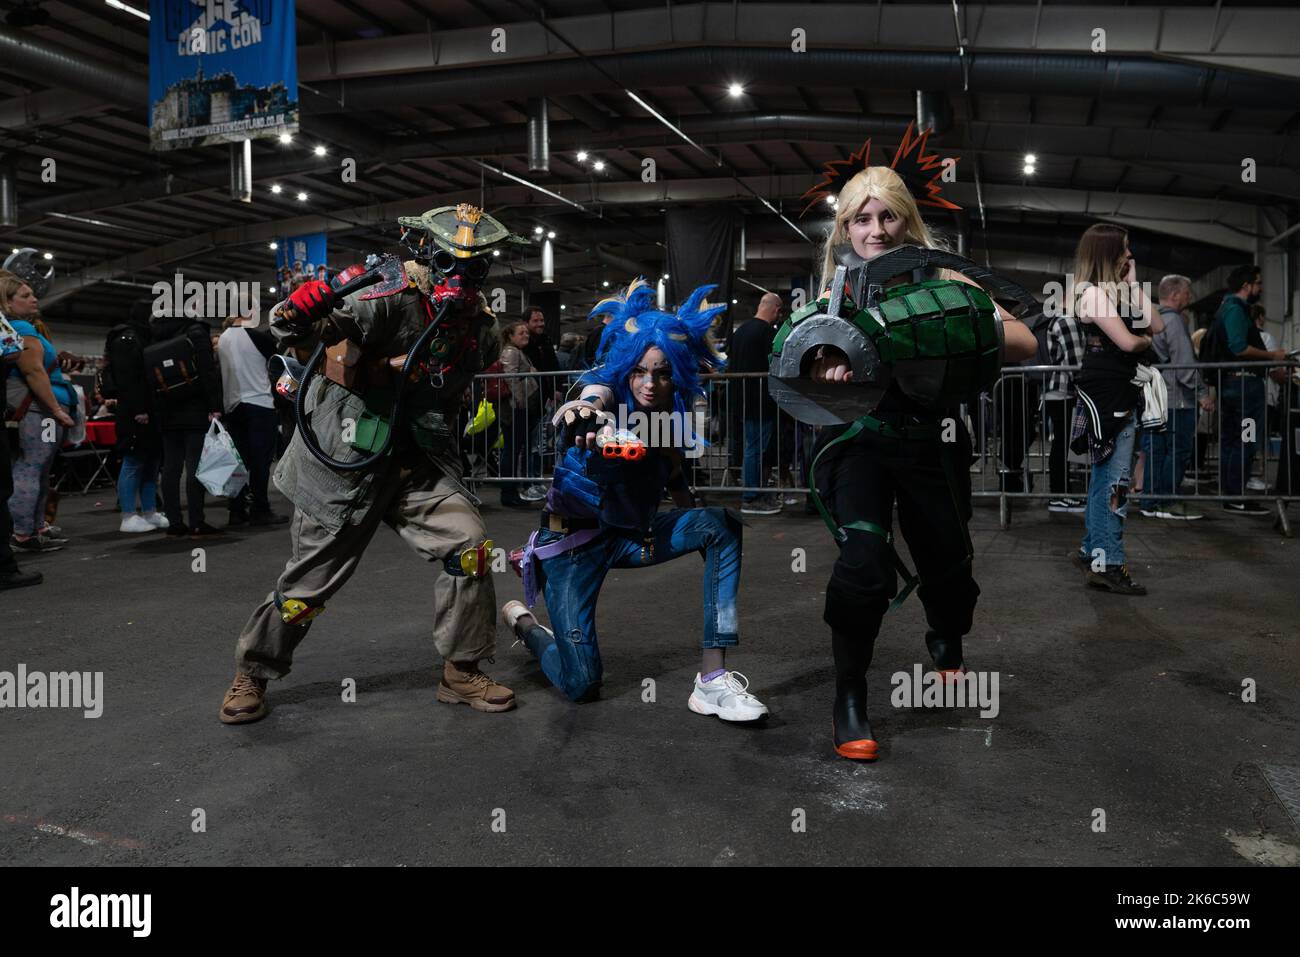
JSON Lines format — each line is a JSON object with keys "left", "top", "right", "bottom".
{"left": 688, "top": 670, "right": 769, "bottom": 722}
{"left": 142, "top": 511, "right": 169, "bottom": 529}
{"left": 1247, "top": 477, "right": 1267, "bottom": 492}
{"left": 519, "top": 483, "right": 549, "bottom": 502}
{"left": 119, "top": 514, "right": 155, "bottom": 534}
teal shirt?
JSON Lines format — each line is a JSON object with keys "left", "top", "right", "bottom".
{"left": 1218, "top": 294, "right": 1254, "bottom": 357}
{"left": 7, "top": 320, "right": 75, "bottom": 409}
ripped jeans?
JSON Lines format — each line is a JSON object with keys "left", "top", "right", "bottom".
{"left": 528, "top": 507, "right": 741, "bottom": 701}
{"left": 1081, "top": 413, "right": 1137, "bottom": 571}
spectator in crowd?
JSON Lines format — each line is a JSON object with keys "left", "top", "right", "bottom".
{"left": 1205, "top": 265, "right": 1286, "bottom": 515}
{"left": 556, "top": 332, "right": 582, "bottom": 370}
{"left": 111, "top": 304, "right": 167, "bottom": 534}
{"left": 1, "top": 281, "right": 43, "bottom": 587}
{"left": 150, "top": 310, "right": 224, "bottom": 537}
{"left": 1138, "top": 275, "right": 1213, "bottom": 520}
{"left": 217, "top": 315, "right": 288, "bottom": 528}
{"left": 731, "top": 292, "right": 784, "bottom": 515}
{"left": 2, "top": 271, "right": 76, "bottom": 553}
{"left": 1045, "top": 307, "right": 1086, "bottom": 512}
{"left": 582, "top": 311, "right": 614, "bottom": 367}
{"left": 521, "top": 305, "right": 562, "bottom": 476}
{"left": 521, "top": 306, "right": 559, "bottom": 374}
{"left": 498, "top": 321, "right": 544, "bottom": 508}
{"left": 1069, "top": 223, "right": 1163, "bottom": 595}
{"left": 1254, "top": 305, "right": 1282, "bottom": 449}
{"left": 1189, "top": 325, "right": 1216, "bottom": 482}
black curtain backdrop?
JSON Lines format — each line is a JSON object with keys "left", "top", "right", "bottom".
{"left": 666, "top": 206, "right": 736, "bottom": 339}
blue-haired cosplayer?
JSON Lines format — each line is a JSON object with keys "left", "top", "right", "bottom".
{"left": 503, "top": 280, "right": 769, "bottom": 721}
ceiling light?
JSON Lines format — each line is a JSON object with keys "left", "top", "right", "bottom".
{"left": 43, "top": 252, "right": 54, "bottom": 260}
{"left": 268, "top": 242, "right": 278, "bottom": 250}
{"left": 270, "top": 184, "right": 282, "bottom": 194}
{"left": 662, "top": 273, "right": 670, "bottom": 280}
{"left": 10, "top": 248, "right": 17, "bottom": 255}
{"left": 728, "top": 82, "right": 745, "bottom": 97}
{"left": 1023, "top": 164, "right": 1036, "bottom": 175}
{"left": 296, "top": 191, "right": 308, "bottom": 201}
{"left": 313, "top": 145, "right": 327, "bottom": 157}
{"left": 602, "top": 280, "right": 610, "bottom": 288}
{"left": 1024, "top": 153, "right": 1037, "bottom": 164}
{"left": 576, "top": 150, "right": 588, "bottom": 162}
{"left": 560, "top": 304, "right": 567, "bottom": 310}
{"left": 492, "top": 249, "right": 500, "bottom": 257}
{"left": 592, "top": 160, "right": 605, "bottom": 172}
{"left": 731, "top": 298, "right": 738, "bottom": 304}
{"left": 268, "top": 286, "right": 277, "bottom": 294}
{"left": 105, "top": 0, "right": 149, "bottom": 21}
{"left": 279, "top": 133, "right": 292, "bottom": 145}
{"left": 546, "top": 230, "right": 556, "bottom": 239}
{"left": 534, "top": 225, "right": 544, "bottom": 236}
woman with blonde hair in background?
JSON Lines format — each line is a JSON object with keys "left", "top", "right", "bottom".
{"left": 2, "top": 271, "right": 76, "bottom": 553}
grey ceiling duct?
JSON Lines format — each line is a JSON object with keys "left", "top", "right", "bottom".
{"left": 303, "top": 48, "right": 1300, "bottom": 114}
{"left": 0, "top": 162, "right": 16, "bottom": 228}
{"left": 0, "top": 24, "right": 146, "bottom": 109}
{"left": 527, "top": 97, "right": 549, "bottom": 173}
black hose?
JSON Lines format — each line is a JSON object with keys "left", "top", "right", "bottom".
{"left": 294, "top": 300, "right": 450, "bottom": 471}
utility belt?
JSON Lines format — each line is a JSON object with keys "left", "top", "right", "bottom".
{"left": 851, "top": 409, "right": 947, "bottom": 442}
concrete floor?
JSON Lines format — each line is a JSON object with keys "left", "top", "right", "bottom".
{"left": 2, "top": 485, "right": 1298, "bottom": 866}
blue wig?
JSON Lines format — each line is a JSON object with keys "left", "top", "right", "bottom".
{"left": 582, "top": 278, "right": 728, "bottom": 424}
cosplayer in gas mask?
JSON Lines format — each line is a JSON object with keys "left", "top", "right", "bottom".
{"left": 219, "top": 204, "right": 530, "bottom": 728}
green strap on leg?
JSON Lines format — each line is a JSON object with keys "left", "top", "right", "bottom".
{"left": 807, "top": 414, "right": 921, "bottom": 613}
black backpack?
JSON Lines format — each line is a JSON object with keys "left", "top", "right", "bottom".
{"left": 142, "top": 325, "right": 204, "bottom": 401}
{"left": 98, "top": 324, "right": 146, "bottom": 400}
{"left": 1198, "top": 316, "right": 1229, "bottom": 365}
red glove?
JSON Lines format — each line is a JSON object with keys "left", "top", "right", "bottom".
{"left": 283, "top": 280, "right": 335, "bottom": 327}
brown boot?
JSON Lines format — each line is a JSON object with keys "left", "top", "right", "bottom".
{"left": 220, "top": 671, "right": 269, "bottom": 725}
{"left": 436, "top": 660, "right": 516, "bottom": 713}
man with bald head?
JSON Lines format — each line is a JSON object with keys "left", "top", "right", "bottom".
{"left": 731, "top": 292, "right": 785, "bottom": 515}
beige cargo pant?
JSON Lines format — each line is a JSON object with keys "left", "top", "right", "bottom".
{"left": 234, "top": 461, "right": 497, "bottom": 679}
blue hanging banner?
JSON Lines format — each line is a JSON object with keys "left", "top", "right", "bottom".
{"left": 149, "top": 0, "right": 299, "bottom": 152}
{"left": 275, "top": 234, "right": 330, "bottom": 287}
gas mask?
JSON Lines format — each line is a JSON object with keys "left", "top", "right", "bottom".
{"left": 428, "top": 249, "right": 492, "bottom": 305}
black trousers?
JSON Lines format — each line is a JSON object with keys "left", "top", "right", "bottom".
{"left": 161, "top": 428, "right": 207, "bottom": 529}
{"left": 813, "top": 421, "right": 980, "bottom": 656}
{"left": 1044, "top": 397, "right": 1075, "bottom": 495}
{"left": 0, "top": 428, "right": 17, "bottom": 573}
{"left": 225, "top": 403, "right": 279, "bottom": 515}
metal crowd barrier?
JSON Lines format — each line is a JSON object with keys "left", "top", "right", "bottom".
{"left": 466, "top": 362, "right": 1300, "bottom": 536}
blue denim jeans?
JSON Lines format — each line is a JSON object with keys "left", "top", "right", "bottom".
{"left": 1219, "top": 376, "right": 1265, "bottom": 497}
{"left": 742, "top": 417, "right": 774, "bottom": 501}
{"left": 1139, "top": 407, "right": 1194, "bottom": 510}
{"left": 529, "top": 507, "right": 742, "bottom": 700}
{"left": 1081, "top": 413, "right": 1136, "bottom": 570}
{"left": 117, "top": 450, "right": 161, "bottom": 514}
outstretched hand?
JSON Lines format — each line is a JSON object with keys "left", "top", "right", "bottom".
{"left": 552, "top": 399, "right": 615, "bottom": 450}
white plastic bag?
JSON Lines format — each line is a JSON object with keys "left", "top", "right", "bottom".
{"left": 196, "top": 419, "right": 248, "bottom": 498}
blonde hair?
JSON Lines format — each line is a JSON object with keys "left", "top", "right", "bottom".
{"left": 818, "top": 166, "right": 943, "bottom": 290}
{"left": 1072, "top": 223, "right": 1132, "bottom": 318}
{"left": 0, "top": 270, "right": 31, "bottom": 315}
